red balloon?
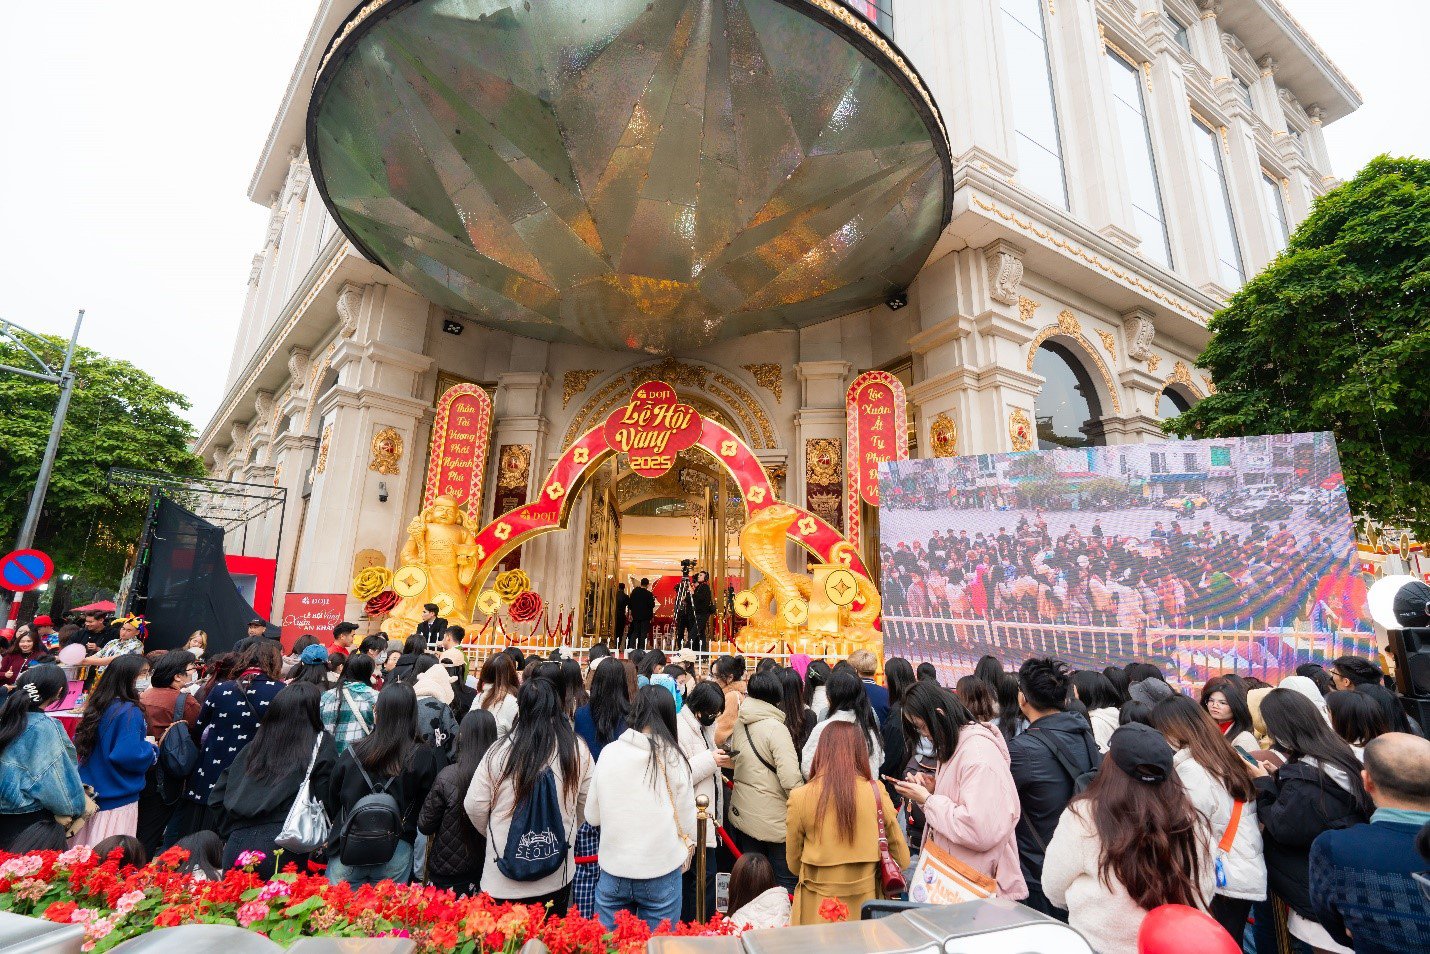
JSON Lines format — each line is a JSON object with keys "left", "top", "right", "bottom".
{"left": 1138, "top": 904, "right": 1240, "bottom": 954}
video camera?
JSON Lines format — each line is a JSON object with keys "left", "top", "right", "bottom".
{"left": 680, "top": 557, "right": 697, "bottom": 576}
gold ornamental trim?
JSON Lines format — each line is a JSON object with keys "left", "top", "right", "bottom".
{"left": 741, "top": 363, "right": 784, "bottom": 403}
{"left": 1146, "top": 353, "right": 1163, "bottom": 372}
{"left": 562, "top": 369, "right": 600, "bottom": 409}
{"left": 1017, "top": 296, "right": 1040, "bottom": 322}
{"left": 971, "top": 195, "right": 1207, "bottom": 321}
{"left": 1095, "top": 329, "right": 1117, "bottom": 359}
{"left": 805, "top": 437, "right": 842, "bottom": 485}
{"left": 497, "top": 444, "right": 533, "bottom": 490}
{"left": 929, "top": 411, "right": 959, "bottom": 458}
{"left": 1009, "top": 408, "right": 1034, "bottom": 452}
{"left": 1025, "top": 316, "right": 1124, "bottom": 414}
{"left": 369, "top": 426, "right": 404, "bottom": 475}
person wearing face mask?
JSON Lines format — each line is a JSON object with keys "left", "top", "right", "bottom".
{"left": 676, "top": 680, "right": 730, "bottom": 921}
{"left": 890, "top": 681, "right": 1028, "bottom": 900}
{"left": 135, "top": 651, "right": 202, "bottom": 853}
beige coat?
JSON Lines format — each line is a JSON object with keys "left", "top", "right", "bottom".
{"left": 785, "top": 777, "right": 909, "bottom": 925}
{"left": 727, "top": 698, "right": 803, "bottom": 843}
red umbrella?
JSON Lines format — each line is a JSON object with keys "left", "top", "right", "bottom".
{"left": 69, "top": 600, "right": 116, "bottom": 613}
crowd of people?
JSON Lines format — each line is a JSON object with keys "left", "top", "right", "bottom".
{"left": 881, "top": 512, "right": 1364, "bottom": 634}
{"left": 1, "top": 614, "right": 1427, "bottom": 953}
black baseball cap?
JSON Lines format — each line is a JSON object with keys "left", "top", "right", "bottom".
{"left": 248, "top": 618, "right": 266, "bottom": 627}
{"left": 1108, "top": 723, "right": 1174, "bottom": 785}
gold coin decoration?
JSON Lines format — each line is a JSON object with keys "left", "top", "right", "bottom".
{"left": 824, "top": 569, "right": 859, "bottom": 607}
{"left": 392, "top": 564, "right": 428, "bottom": 598}
{"left": 475, "top": 589, "right": 503, "bottom": 616}
{"left": 432, "top": 593, "right": 455, "bottom": 617}
{"left": 732, "top": 589, "right": 759, "bottom": 619}
{"left": 781, "top": 598, "right": 809, "bottom": 627}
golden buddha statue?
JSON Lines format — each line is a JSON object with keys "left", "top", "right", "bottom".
{"left": 386, "top": 495, "right": 480, "bottom": 638}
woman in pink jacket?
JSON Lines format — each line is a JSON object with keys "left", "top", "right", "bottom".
{"left": 890, "top": 681, "right": 1028, "bottom": 899}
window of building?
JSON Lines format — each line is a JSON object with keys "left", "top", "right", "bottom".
{"left": 1262, "top": 172, "right": 1290, "bottom": 253}
{"left": 1151, "top": 451, "right": 1168, "bottom": 474}
{"left": 1106, "top": 49, "right": 1172, "bottom": 268}
{"left": 1165, "top": 12, "right": 1191, "bottom": 52}
{"left": 1183, "top": 451, "right": 1199, "bottom": 471}
{"left": 1001, "top": 0, "right": 1069, "bottom": 209}
{"left": 1033, "top": 342, "right": 1102, "bottom": 449}
{"left": 1159, "top": 388, "right": 1191, "bottom": 419}
{"left": 1191, "top": 115, "right": 1245, "bottom": 288}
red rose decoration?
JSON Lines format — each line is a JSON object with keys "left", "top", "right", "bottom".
{"left": 364, "top": 590, "right": 399, "bottom": 616}
{"left": 508, "top": 590, "right": 543, "bottom": 623}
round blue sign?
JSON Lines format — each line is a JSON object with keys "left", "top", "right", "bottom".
{"left": 0, "top": 549, "right": 54, "bottom": 592}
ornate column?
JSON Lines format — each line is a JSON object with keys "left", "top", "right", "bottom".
{"left": 895, "top": 0, "right": 1016, "bottom": 175}
{"left": 1045, "top": 0, "right": 1141, "bottom": 248}
{"left": 793, "top": 360, "right": 851, "bottom": 551}
{"left": 293, "top": 284, "right": 434, "bottom": 612}
{"left": 908, "top": 243, "right": 1042, "bottom": 456}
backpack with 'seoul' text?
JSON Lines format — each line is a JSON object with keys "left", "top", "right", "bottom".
{"left": 495, "top": 767, "right": 568, "bottom": 881}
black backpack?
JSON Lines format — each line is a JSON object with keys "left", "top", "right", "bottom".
{"left": 1027, "top": 728, "right": 1100, "bottom": 793}
{"left": 158, "top": 693, "right": 199, "bottom": 778}
{"left": 495, "top": 767, "right": 568, "bottom": 882}
{"left": 334, "top": 755, "right": 402, "bottom": 867}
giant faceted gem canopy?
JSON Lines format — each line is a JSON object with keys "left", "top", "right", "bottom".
{"left": 308, "top": 0, "right": 952, "bottom": 353}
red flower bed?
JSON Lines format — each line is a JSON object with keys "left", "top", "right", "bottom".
{"left": 0, "top": 848, "right": 737, "bottom": 952}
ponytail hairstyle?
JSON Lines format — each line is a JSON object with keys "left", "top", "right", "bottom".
{"left": 0, "top": 663, "right": 68, "bottom": 758}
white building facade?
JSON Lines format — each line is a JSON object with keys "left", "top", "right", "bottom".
{"left": 197, "top": 0, "right": 1358, "bottom": 627}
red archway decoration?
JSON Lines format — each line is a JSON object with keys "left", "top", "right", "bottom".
{"left": 461, "top": 382, "right": 869, "bottom": 617}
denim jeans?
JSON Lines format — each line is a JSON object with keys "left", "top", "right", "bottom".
{"left": 595, "top": 866, "right": 684, "bottom": 930}
{"left": 326, "top": 839, "right": 414, "bottom": 886}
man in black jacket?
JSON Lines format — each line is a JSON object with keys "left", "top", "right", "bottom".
{"left": 1008, "top": 656, "right": 1101, "bottom": 920}
{"left": 626, "top": 578, "right": 655, "bottom": 653}
{"left": 613, "top": 582, "right": 629, "bottom": 648}
{"left": 413, "top": 604, "right": 448, "bottom": 644}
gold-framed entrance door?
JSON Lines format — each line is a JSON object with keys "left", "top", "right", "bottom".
{"left": 580, "top": 457, "right": 621, "bottom": 641}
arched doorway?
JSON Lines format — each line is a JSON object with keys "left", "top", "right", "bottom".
{"left": 1032, "top": 342, "right": 1105, "bottom": 449}
{"left": 580, "top": 433, "right": 751, "bottom": 642}
{"left": 1158, "top": 387, "right": 1192, "bottom": 419}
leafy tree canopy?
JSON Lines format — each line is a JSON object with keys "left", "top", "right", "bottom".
{"left": 1165, "top": 155, "right": 1430, "bottom": 538}
{"left": 0, "top": 334, "right": 204, "bottom": 585}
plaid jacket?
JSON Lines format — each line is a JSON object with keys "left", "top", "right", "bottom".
{"left": 320, "top": 682, "right": 378, "bottom": 755}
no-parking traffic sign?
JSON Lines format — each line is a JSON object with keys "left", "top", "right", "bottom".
{"left": 0, "top": 549, "right": 55, "bottom": 592}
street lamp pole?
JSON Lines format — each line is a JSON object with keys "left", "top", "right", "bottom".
{"left": 0, "top": 309, "right": 84, "bottom": 624}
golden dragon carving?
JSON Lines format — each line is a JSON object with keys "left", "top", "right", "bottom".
{"left": 737, "top": 504, "right": 882, "bottom": 654}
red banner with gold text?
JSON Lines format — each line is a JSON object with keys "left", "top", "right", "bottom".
{"left": 424, "top": 384, "right": 493, "bottom": 525}
{"left": 846, "top": 371, "right": 908, "bottom": 547}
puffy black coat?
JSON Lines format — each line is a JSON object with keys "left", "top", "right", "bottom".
{"left": 417, "top": 763, "right": 486, "bottom": 883}
{"left": 1255, "top": 760, "right": 1369, "bottom": 917}
{"left": 1008, "top": 711, "right": 1101, "bottom": 886}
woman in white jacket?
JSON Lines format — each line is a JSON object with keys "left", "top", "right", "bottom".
{"left": 675, "top": 681, "right": 731, "bottom": 921}
{"left": 1071, "top": 670, "right": 1122, "bottom": 752}
{"left": 1043, "top": 724, "right": 1214, "bottom": 954}
{"left": 1149, "top": 694, "right": 1265, "bottom": 945}
{"left": 586, "top": 685, "right": 696, "bottom": 930}
{"left": 801, "top": 670, "right": 882, "bottom": 778}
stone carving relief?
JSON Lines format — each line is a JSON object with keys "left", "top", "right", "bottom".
{"left": 287, "top": 347, "right": 311, "bottom": 398}
{"left": 1122, "top": 312, "right": 1155, "bottom": 361}
{"left": 985, "top": 244, "right": 1025, "bottom": 306}
{"left": 336, "top": 283, "right": 365, "bottom": 339}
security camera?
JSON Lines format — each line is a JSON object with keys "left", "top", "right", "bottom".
{"left": 378, "top": 481, "right": 389, "bottom": 503}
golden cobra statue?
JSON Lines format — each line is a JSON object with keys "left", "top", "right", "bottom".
{"left": 737, "top": 504, "right": 882, "bottom": 654}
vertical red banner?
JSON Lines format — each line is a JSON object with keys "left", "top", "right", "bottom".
{"left": 845, "top": 371, "right": 908, "bottom": 547}
{"left": 424, "top": 384, "right": 493, "bottom": 525}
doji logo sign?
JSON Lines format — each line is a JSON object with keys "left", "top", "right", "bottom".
{"left": 604, "top": 380, "right": 702, "bottom": 478}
